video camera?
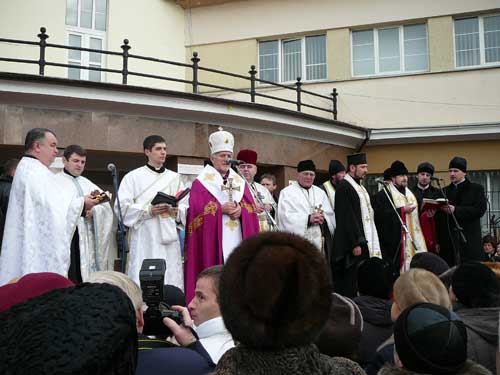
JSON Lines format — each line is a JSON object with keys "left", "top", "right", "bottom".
{"left": 139, "top": 259, "right": 183, "bottom": 336}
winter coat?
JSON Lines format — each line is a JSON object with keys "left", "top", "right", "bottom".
{"left": 377, "top": 360, "right": 491, "bottom": 375}
{"left": 212, "top": 344, "right": 366, "bottom": 375}
{"left": 353, "top": 295, "right": 394, "bottom": 366}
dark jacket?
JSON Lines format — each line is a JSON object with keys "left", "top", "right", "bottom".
{"left": 0, "top": 175, "right": 13, "bottom": 251}
{"left": 353, "top": 295, "right": 394, "bottom": 367}
{"left": 377, "top": 360, "right": 491, "bottom": 375}
{"left": 365, "top": 337, "right": 394, "bottom": 375}
{"left": 410, "top": 184, "right": 440, "bottom": 215}
{"left": 454, "top": 306, "right": 499, "bottom": 374}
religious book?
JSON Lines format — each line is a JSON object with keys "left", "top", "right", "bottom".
{"left": 421, "top": 198, "right": 448, "bottom": 211}
{"left": 151, "top": 188, "right": 190, "bottom": 207}
{"left": 90, "top": 190, "right": 112, "bottom": 204}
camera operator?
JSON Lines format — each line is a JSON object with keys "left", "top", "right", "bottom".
{"left": 163, "top": 265, "right": 235, "bottom": 364}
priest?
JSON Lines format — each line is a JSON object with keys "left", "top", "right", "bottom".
{"left": 332, "top": 153, "right": 381, "bottom": 297}
{"left": 277, "top": 160, "right": 335, "bottom": 255}
{"left": 321, "top": 159, "right": 346, "bottom": 214}
{"left": 57, "top": 145, "right": 116, "bottom": 282}
{"left": 184, "top": 127, "right": 259, "bottom": 303}
{"left": 116, "top": 135, "right": 187, "bottom": 289}
{"left": 0, "top": 128, "right": 98, "bottom": 285}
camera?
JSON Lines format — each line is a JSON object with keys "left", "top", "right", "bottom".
{"left": 140, "top": 259, "right": 183, "bottom": 336}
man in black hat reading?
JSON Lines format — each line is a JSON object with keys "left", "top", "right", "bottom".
{"left": 438, "top": 156, "right": 487, "bottom": 265}
{"left": 410, "top": 162, "right": 440, "bottom": 212}
{"left": 332, "top": 153, "right": 381, "bottom": 297}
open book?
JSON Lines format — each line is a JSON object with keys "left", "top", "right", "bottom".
{"left": 421, "top": 198, "right": 448, "bottom": 211}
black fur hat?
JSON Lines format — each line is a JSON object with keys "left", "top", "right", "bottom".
{"left": 219, "top": 232, "right": 332, "bottom": 350}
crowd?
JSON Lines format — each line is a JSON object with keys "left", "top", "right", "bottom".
{"left": 0, "top": 127, "right": 498, "bottom": 374}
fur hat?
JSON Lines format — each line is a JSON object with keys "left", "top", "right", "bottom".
{"left": 0, "top": 283, "right": 138, "bottom": 374}
{"left": 208, "top": 127, "right": 234, "bottom": 155}
{"left": 417, "top": 162, "right": 435, "bottom": 175}
{"left": 347, "top": 153, "right": 366, "bottom": 166}
{"left": 237, "top": 149, "right": 257, "bottom": 165}
{"left": 394, "top": 303, "right": 467, "bottom": 374}
{"left": 297, "top": 159, "right": 316, "bottom": 173}
{"left": 219, "top": 232, "right": 332, "bottom": 350}
{"left": 410, "top": 252, "right": 450, "bottom": 277}
{"left": 393, "top": 268, "right": 451, "bottom": 311}
{"left": 328, "top": 159, "right": 345, "bottom": 176}
{"left": 452, "top": 262, "right": 500, "bottom": 308}
{"left": 357, "top": 257, "right": 394, "bottom": 299}
{"left": 449, "top": 156, "right": 467, "bottom": 173}
{"left": 383, "top": 168, "right": 392, "bottom": 181}
{"left": 390, "top": 160, "right": 408, "bottom": 177}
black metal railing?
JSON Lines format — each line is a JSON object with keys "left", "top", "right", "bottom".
{"left": 0, "top": 27, "right": 339, "bottom": 120}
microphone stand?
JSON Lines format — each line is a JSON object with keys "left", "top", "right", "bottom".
{"left": 434, "top": 179, "right": 465, "bottom": 265}
{"left": 109, "top": 165, "right": 129, "bottom": 274}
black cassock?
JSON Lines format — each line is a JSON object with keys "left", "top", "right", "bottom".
{"left": 332, "top": 179, "right": 370, "bottom": 298}
{"left": 437, "top": 178, "right": 487, "bottom": 266}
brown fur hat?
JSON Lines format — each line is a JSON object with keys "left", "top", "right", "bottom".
{"left": 219, "top": 232, "right": 333, "bottom": 350}
{"left": 394, "top": 268, "right": 452, "bottom": 311}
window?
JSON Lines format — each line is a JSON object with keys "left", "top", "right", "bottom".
{"left": 258, "top": 35, "right": 327, "bottom": 83}
{"left": 454, "top": 15, "right": 500, "bottom": 68}
{"left": 65, "top": 0, "right": 107, "bottom": 81}
{"left": 352, "top": 24, "right": 428, "bottom": 77}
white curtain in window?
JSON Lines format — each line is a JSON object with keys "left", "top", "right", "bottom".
{"left": 378, "top": 28, "right": 400, "bottom": 72}
{"left": 68, "top": 34, "right": 81, "bottom": 79}
{"left": 282, "top": 39, "right": 301, "bottom": 82}
{"left": 352, "top": 30, "right": 375, "bottom": 76}
{"left": 404, "top": 24, "right": 428, "bottom": 71}
{"left": 80, "top": 0, "right": 93, "bottom": 28}
{"left": 259, "top": 41, "right": 279, "bottom": 82}
{"left": 455, "top": 18, "right": 480, "bottom": 67}
{"left": 484, "top": 15, "right": 500, "bottom": 63}
{"left": 95, "top": 0, "right": 107, "bottom": 31}
{"left": 89, "top": 37, "right": 102, "bottom": 82}
{"left": 66, "top": 0, "right": 78, "bottom": 26}
{"left": 305, "top": 35, "right": 326, "bottom": 80}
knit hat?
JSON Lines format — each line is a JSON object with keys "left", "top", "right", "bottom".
{"left": 0, "top": 283, "right": 138, "bottom": 374}
{"left": 393, "top": 268, "right": 451, "bottom": 311}
{"left": 394, "top": 303, "right": 467, "bottom": 374}
{"left": 417, "top": 162, "right": 435, "bottom": 175}
{"left": 451, "top": 262, "right": 500, "bottom": 308}
{"left": 328, "top": 159, "right": 345, "bottom": 176}
{"left": 297, "top": 159, "right": 316, "bottom": 173}
{"left": 449, "top": 156, "right": 467, "bottom": 173}
{"left": 219, "top": 232, "right": 332, "bottom": 350}
{"left": 315, "top": 293, "right": 363, "bottom": 359}
{"left": 390, "top": 160, "right": 408, "bottom": 177}
{"left": 208, "top": 127, "right": 234, "bottom": 155}
{"left": 347, "top": 153, "right": 366, "bottom": 166}
{"left": 237, "top": 149, "right": 257, "bottom": 165}
{"left": 410, "top": 252, "right": 450, "bottom": 277}
{"left": 0, "top": 272, "right": 74, "bottom": 313}
{"left": 357, "top": 257, "right": 394, "bottom": 299}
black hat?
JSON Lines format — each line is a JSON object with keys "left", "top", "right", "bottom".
{"left": 417, "top": 162, "right": 435, "bottom": 175}
{"left": 449, "top": 156, "right": 467, "bottom": 173}
{"left": 357, "top": 257, "right": 394, "bottom": 299}
{"left": 219, "top": 232, "right": 332, "bottom": 350}
{"left": 347, "top": 153, "right": 366, "bottom": 166}
{"left": 390, "top": 160, "right": 408, "bottom": 177}
{"left": 451, "top": 262, "right": 500, "bottom": 308}
{"left": 297, "top": 159, "right": 316, "bottom": 173}
{"left": 328, "top": 159, "right": 345, "bottom": 176}
{"left": 394, "top": 303, "right": 467, "bottom": 374}
{"left": 410, "top": 252, "right": 450, "bottom": 277}
{"left": 383, "top": 168, "right": 392, "bottom": 181}
{"left": 0, "top": 283, "right": 138, "bottom": 374}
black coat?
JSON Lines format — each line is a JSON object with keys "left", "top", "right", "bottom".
{"left": 0, "top": 175, "right": 13, "bottom": 251}
{"left": 438, "top": 179, "right": 487, "bottom": 265}
{"left": 410, "top": 184, "right": 441, "bottom": 214}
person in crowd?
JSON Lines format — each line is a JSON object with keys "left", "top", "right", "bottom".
{"left": 482, "top": 235, "right": 499, "bottom": 262}
{"left": 57, "top": 145, "right": 116, "bottom": 282}
{"left": 116, "top": 135, "right": 187, "bottom": 289}
{"left": 0, "top": 128, "right": 98, "bottom": 285}
{"left": 321, "top": 159, "right": 346, "bottom": 215}
{"left": 450, "top": 262, "right": 500, "bottom": 374}
{"left": 213, "top": 231, "right": 365, "bottom": 374}
{"left": 409, "top": 251, "right": 450, "bottom": 276}
{"left": 184, "top": 127, "right": 259, "bottom": 303}
{"left": 438, "top": 156, "right": 487, "bottom": 266}
{"left": 0, "top": 282, "right": 138, "bottom": 374}
{"left": 353, "top": 257, "right": 394, "bottom": 366}
{"left": 278, "top": 159, "right": 335, "bottom": 254}
{"left": 378, "top": 302, "right": 491, "bottom": 375}
{"left": 260, "top": 173, "right": 279, "bottom": 205}
{"left": 366, "top": 268, "right": 452, "bottom": 375}
{"left": 333, "top": 153, "right": 381, "bottom": 297}
{"left": 0, "top": 158, "right": 18, "bottom": 251}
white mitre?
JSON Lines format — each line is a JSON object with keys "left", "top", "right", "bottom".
{"left": 208, "top": 127, "right": 234, "bottom": 155}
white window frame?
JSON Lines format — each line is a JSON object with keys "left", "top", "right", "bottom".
{"left": 453, "top": 14, "right": 500, "bottom": 69}
{"left": 351, "top": 24, "right": 429, "bottom": 78}
{"left": 258, "top": 35, "right": 327, "bottom": 84}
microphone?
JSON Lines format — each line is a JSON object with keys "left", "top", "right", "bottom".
{"left": 225, "top": 159, "right": 243, "bottom": 166}
{"left": 107, "top": 163, "right": 116, "bottom": 172}
{"left": 430, "top": 177, "right": 443, "bottom": 181}
{"left": 375, "top": 177, "right": 388, "bottom": 185}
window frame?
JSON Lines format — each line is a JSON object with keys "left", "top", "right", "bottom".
{"left": 453, "top": 13, "right": 500, "bottom": 69}
{"left": 351, "top": 23, "right": 429, "bottom": 78}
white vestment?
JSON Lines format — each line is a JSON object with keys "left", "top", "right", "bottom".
{"left": 195, "top": 316, "right": 235, "bottom": 364}
{"left": 277, "top": 182, "right": 335, "bottom": 250}
{"left": 249, "top": 181, "right": 276, "bottom": 231}
{"left": 57, "top": 172, "right": 117, "bottom": 281}
{"left": 116, "top": 166, "right": 187, "bottom": 289}
{"left": 0, "top": 157, "right": 84, "bottom": 285}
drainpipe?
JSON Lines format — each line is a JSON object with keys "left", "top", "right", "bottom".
{"left": 356, "top": 129, "right": 371, "bottom": 153}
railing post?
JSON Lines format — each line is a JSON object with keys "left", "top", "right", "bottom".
{"left": 331, "top": 88, "right": 338, "bottom": 120}
{"left": 249, "top": 65, "right": 257, "bottom": 103}
{"left": 296, "top": 77, "right": 302, "bottom": 112}
{"left": 191, "top": 52, "right": 200, "bottom": 94}
{"left": 37, "top": 27, "right": 48, "bottom": 76}
{"left": 121, "top": 39, "right": 130, "bottom": 84}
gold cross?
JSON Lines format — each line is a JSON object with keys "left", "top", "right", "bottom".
{"left": 221, "top": 177, "right": 240, "bottom": 202}
{"left": 314, "top": 204, "right": 324, "bottom": 214}
{"left": 225, "top": 219, "right": 239, "bottom": 231}
{"left": 203, "top": 173, "right": 215, "bottom": 182}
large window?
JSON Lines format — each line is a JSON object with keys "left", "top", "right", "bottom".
{"left": 65, "top": 0, "right": 107, "bottom": 82}
{"left": 352, "top": 24, "right": 428, "bottom": 77}
{"left": 258, "top": 35, "right": 327, "bottom": 83}
{"left": 454, "top": 15, "right": 500, "bottom": 68}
